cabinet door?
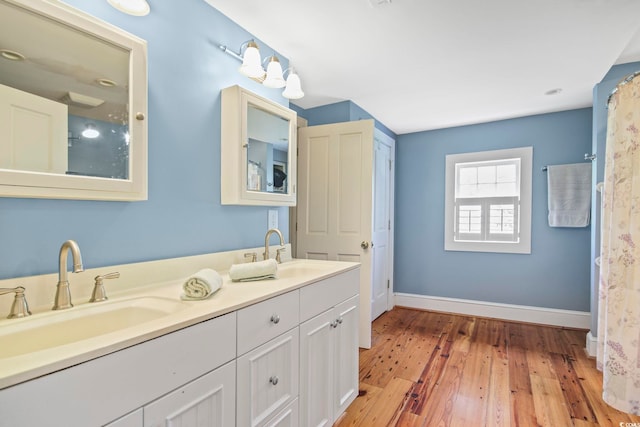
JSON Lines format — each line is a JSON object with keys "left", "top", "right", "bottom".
{"left": 299, "top": 309, "right": 335, "bottom": 427}
{"left": 237, "top": 329, "right": 299, "bottom": 427}
{"left": 143, "top": 361, "right": 236, "bottom": 427}
{"left": 333, "top": 295, "right": 360, "bottom": 417}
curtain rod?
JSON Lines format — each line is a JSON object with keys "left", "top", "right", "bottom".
{"left": 607, "top": 70, "right": 640, "bottom": 107}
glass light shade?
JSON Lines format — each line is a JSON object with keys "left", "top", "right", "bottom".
{"left": 82, "top": 124, "right": 100, "bottom": 139}
{"left": 282, "top": 72, "right": 304, "bottom": 99}
{"left": 239, "top": 42, "right": 264, "bottom": 79}
{"left": 107, "top": 0, "right": 150, "bottom": 16}
{"left": 263, "top": 56, "right": 286, "bottom": 88}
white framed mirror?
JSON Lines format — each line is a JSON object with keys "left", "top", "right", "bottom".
{"left": 221, "top": 85, "right": 297, "bottom": 206}
{"left": 0, "top": 0, "right": 147, "bottom": 201}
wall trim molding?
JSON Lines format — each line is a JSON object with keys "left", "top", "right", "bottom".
{"left": 394, "top": 293, "right": 591, "bottom": 329}
{"left": 586, "top": 331, "right": 598, "bottom": 357}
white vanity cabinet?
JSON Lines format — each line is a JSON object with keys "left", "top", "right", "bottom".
{"left": 299, "top": 269, "right": 360, "bottom": 426}
{"left": 0, "top": 265, "right": 360, "bottom": 427}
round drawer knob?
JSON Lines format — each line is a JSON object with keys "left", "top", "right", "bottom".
{"left": 270, "top": 314, "right": 280, "bottom": 324}
{"left": 269, "top": 376, "right": 279, "bottom": 386}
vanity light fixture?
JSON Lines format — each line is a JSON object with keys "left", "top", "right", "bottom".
{"left": 239, "top": 41, "right": 264, "bottom": 79}
{"left": 107, "top": 0, "right": 150, "bottom": 16}
{"left": 218, "top": 40, "right": 305, "bottom": 99}
{"left": 282, "top": 68, "right": 304, "bottom": 99}
{"left": 81, "top": 123, "right": 100, "bottom": 139}
{"left": 263, "top": 56, "right": 285, "bottom": 88}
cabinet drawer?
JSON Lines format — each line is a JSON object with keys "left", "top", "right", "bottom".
{"left": 237, "top": 290, "right": 299, "bottom": 355}
{"left": 237, "top": 328, "right": 299, "bottom": 427}
{"left": 299, "top": 268, "right": 359, "bottom": 322}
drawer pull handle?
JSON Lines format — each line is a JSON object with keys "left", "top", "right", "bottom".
{"left": 330, "top": 321, "right": 338, "bottom": 328}
{"left": 270, "top": 314, "right": 280, "bottom": 324}
{"left": 269, "top": 376, "right": 279, "bottom": 385}
{"left": 336, "top": 317, "right": 343, "bottom": 325}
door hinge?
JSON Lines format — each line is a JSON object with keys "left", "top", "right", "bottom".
{"left": 389, "top": 159, "right": 392, "bottom": 171}
{"left": 388, "top": 220, "right": 391, "bottom": 230}
{"left": 387, "top": 279, "right": 390, "bottom": 289}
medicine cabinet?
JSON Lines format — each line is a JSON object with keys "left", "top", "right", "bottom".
{"left": 221, "top": 85, "right": 297, "bottom": 206}
{"left": 0, "top": 0, "right": 147, "bottom": 201}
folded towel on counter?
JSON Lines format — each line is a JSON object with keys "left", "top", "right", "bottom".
{"left": 229, "top": 259, "right": 278, "bottom": 282}
{"left": 547, "top": 163, "right": 592, "bottom": 227}
{"left": 181, "top": 268, "right": 222, "bottom": 301}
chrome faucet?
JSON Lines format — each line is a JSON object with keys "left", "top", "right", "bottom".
{"left": 53, "top": 240, "right": 84, "bottom": 310}
{"left": 264, "top": 228, "right": 285, "bottom": 262}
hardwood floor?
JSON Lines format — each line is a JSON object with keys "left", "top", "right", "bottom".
{"left": 336, "top": 307, "right": 640, "bottom": 427}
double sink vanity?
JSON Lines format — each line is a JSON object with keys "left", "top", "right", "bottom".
{"left": 0, "top": 245, "right": 360, "bottom": 426}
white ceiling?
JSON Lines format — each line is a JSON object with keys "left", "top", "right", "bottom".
{"left": 204, "top": 0, "right": 640, "bottom": 135}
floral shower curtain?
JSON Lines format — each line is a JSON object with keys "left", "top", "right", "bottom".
{"left": 597, "top": 72, "right": 640, "bottom": 415}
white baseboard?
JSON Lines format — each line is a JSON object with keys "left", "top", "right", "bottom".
{"left": 394, "top": 293, "right": 591, "bottom": 329}
{"left": 585, "top": 331, "right": 598, "bottom": 357}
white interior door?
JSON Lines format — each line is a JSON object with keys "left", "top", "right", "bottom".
{"left": 297, "top": 119, "right": 374, "bottom": 348}
{"left": 371, "top": 133, "right": 393, "bottom": 321}
{"left": 0, "top": 83, "right": 68, "bottom": 174}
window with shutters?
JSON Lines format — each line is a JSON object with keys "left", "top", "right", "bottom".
{"left": 445, "top": 147, "right": 532, "bottom": 254}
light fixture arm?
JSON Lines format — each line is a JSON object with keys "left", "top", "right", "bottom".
{"left": 218, "top": 39, "right": 260, "bottom": 63}
{"left": 218, "top": 44, "right": 243, "bottom": 62}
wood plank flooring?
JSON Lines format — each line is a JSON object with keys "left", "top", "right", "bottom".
{"left": 336, "top": 307, "right": 640, "bottom": 427}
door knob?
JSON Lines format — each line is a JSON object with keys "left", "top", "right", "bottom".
{"left": 361, "top": 241, "right": 369, "bottom": 249}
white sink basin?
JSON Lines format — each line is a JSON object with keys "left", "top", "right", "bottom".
{"left": 0, "top": 296, "right": 190, "bottom": 359}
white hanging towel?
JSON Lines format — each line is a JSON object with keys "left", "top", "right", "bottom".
{"left": 547, "top": 163, "right": 592, "bottom": 227}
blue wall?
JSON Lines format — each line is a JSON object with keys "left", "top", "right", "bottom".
{"left": 292, "top": 100, "right": 396, "bottom": 139}
{"left": 395, "top": 108, "right": 593, "bottom": 311}
{"left": 0, "top": 0, "right": 292, "bottom": 279}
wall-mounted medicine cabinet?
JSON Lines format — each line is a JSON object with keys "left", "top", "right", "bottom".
{"left": 221, "top": 85, "right": 297, "bottom": 206}
{"left": 0, "top": 0, "right": 147, "bottom": 201}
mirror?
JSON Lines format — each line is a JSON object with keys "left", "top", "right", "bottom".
{"left": 221, "top": 85, "right": 297, "bottom": 206}
{"left": 0, "top": 0, "right": 147, "bottom": 200}
{"left": 246, "top": 105, "right": 290, "bottom": 193}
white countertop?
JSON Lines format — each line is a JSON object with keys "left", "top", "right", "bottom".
{"left": 0, "top": 258, "right": 359, "bottom": 390}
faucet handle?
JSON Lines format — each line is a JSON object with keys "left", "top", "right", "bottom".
{"left": 0, "top": 286, "right": 32, "bottom": 319}
{"left": 90, "top": 272, "right": 120, "bottom": 302}
{"left": 276, "top": 247, "right": 286, "bottom": 264}
{"left": 244, "top": 252, "right": 257, "bottom": 263}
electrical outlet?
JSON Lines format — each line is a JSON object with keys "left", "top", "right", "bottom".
{"left": 268, "top": 209, "right": 278, "bottom": 229}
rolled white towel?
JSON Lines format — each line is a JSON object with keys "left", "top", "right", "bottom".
{"left": 181, "top": 268, "right": 222, "bottom": 301}
{"left": 229, "top": 259, "right": 278, "bottom": 282}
